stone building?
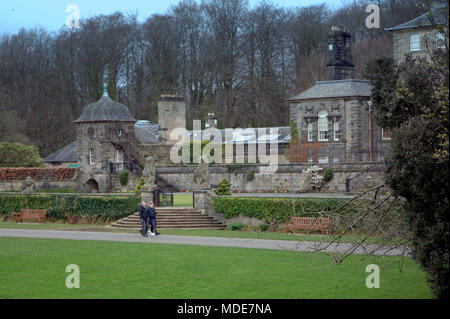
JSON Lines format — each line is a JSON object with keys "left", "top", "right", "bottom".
{"left": 287, "top": 27, "right": 390, "bottom": 164}
{"left": 73, "top": 85, "right": 138, "bottom": 192}
{"left": 386, "top": 2, "right": 448, "bottom": 63}
{"left": 44, "top": 86, "right": 178, "bottom": 192}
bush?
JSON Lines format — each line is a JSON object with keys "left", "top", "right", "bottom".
{"left": 0, "top": 193, "right": 140, "bottom": 221}
{"left": 118, "top": 170, "right": 129, "bottom": 186}
{"left": 246, "top": 170, "right": 255, "bottom": 182}
{"left": 215, "top": 179, "right": 231, "bottom": 196}
{"left": 214, "top": 197, "right": 354, "bottom": 224}
{"left": 259, "top": 223, "right": 269, "bottom": 232}
{"left": 0, "top": 142, "right": 43, "bottom": 167}
{"left": 323, "top": 168, "right": 334, "bottom": 183}
{"left": 0, "top": 167, "right": 77, "bottom": 181}
{"left": 134, "top": 176, "right": 145, "bottom": 193}
{"left": 227, "top": 222, "right": 245, "bottom": 231}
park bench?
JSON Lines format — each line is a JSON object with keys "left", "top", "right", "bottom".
{"left": 285, "top": 216, "right": 330, "bottom": 235}
{"left": 13, "top": 209, "right": 47, "bottom": 223}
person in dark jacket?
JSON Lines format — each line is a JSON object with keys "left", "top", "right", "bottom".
{"left": 147, "top": 201, "right": 159, "bottom": 236}
{"left": 139, "top": 200, "right": 149, "bottom": 237}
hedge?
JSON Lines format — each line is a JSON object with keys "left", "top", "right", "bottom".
{"left": 0, "top": 194, "right": 140, "bottom": 221}
{"left": 0, "top": 167, "right": 77, "bottom": 181}
{"left": 213, "top": 197, "right": 356, "bottom": 223}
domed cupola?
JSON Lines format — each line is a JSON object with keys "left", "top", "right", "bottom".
{"left": 74, "top": 84, "right": 136, "bottom": 123}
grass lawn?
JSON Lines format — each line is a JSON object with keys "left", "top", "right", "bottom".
{"left": 0, "top": 237, "right": 432, "bottom": 299}
{"left": 173, "top": 194, "right": 193, "bottom": 207}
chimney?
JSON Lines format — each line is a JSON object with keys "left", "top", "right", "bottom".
{"left": 326, "top": 26, "right": 354, "bottom": 81}
{"left": 204, "top": 113, "right": 217, "bottom": 129}
{"left": 157, "top": 94, "right": 186, "bottom": 142}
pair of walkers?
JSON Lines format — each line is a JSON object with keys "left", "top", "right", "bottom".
{"left": 139, "top": 201, "right": 159, "bottom": 237}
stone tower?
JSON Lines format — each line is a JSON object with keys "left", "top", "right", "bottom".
{"left": 158, "top": 95, "right": 186, "bottom": 141}
{"left": 326, "top": 26, "right": 354, "bottom": 81}
{"left": 74, "top": 84, "right": 137, "bottom": 192}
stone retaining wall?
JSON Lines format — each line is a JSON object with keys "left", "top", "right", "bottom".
{"left": 0, "top": 180, "right": 79, "bottom": 192}
{"left": 158, "top": 162, "right": 385, "bottom": 193}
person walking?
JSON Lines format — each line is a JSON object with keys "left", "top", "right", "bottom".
{"left": 139, "top": 200, "right": 149, "bottom": 237}
{"left": 147, "top": 201, "right": 159, "bottom": 236}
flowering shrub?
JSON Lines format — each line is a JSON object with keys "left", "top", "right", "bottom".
{"left": 304, "top": 165, "right": 324, "bottom": 191}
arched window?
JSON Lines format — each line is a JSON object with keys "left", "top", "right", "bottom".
{"left": 318, "top": 110, "right": 329, "bottom": 141}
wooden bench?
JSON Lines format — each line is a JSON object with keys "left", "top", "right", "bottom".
{"left": 285, "top": 216, "right": 330, "bottom": 235}
{"left": 13, "top": 209, "right": 47, "bottom": 223}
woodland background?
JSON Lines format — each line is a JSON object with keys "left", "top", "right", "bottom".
{"left": 0, "top": 0, "right": 429, "bottom": 156}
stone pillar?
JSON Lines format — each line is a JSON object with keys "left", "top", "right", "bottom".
{"left": 193, "top": 190, "right": 225, "bottom": 223}
{"left": 141, "top": 191, "right": 154, "bottom": 205}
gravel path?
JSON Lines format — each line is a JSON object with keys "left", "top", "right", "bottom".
{"left": 0, "top": 228, "right": 409, "bottom": 257}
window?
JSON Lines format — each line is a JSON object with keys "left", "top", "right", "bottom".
{"left": 410, "top": 34, "right": 421, "bottom": 51}
{"left": 318, "top": 156, "right": 329, "bottom": 164}
{"left": 333, "top": 156, "right": 340, "bottom": 163}
{"left": 382, "top": 128, "right": 392, "bottom": 140}
{"left": 89, "top": 149, "right": 95, "bottom": 165}
{"left": 333, "top": 121, "right": 340, "bottom": 141}
{"left": 318, "top": 110, "right": 328, "bottom": 141}
{"left": 328, "top": 44, "right": 333, "bottom": 51}
{"left": 308, "top": 155, "right": 314, "bottom": 164}
{"left": 307, "top": 122, "right": 313, "bottom": 142}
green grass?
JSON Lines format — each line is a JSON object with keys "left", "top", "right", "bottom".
{"left": 173, "top": 194, "right": 192, "bottom": 207}
{"left": 0, "top": 237, "right": 432, "bottom": 298}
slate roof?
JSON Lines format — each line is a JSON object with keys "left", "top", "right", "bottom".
{"left": 44, "top": 141, "right": 78, "bottom": 163}
{"left": 385, "top": 3, "right": 448, "bottom": 31}
{"left": 74, "top": 92, "right": 137, "bottom": 123}
{"left": 286, "top": 79, "right": 372, "bottom": 102}
{"left": 135, "top": 120, "right": 160, "bottom": 143}
{"left": 45, "top": 121, "right": 161, "bottom": 163}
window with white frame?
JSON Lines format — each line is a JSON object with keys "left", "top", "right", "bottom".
{"left": 318, "top": 110, "right": 328, "bottom": 141}
{"left": 382, "top": 128, "right": 392, "bottom": 140}
{"left": 333, "top": 156, "right": 340, "bottom": 163}
{"left": 307, "top": 122, "right": 313, "bottom": 142}
{"left": 318, "top": 155, "right": 329, "bottom": 164}
{"left": 89, "top": 149, "right": 95, "bottom": 165}
{"left": 308, "top": 155, "right": 314, "bottom": 164}
{"left": 410, "top": 34, "right": 421, "bottom": 51}
{"left": 333, "top": 121, "right": 340, "bottom": 141}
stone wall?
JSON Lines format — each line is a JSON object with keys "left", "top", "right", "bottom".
{"left": 158, "top": 162, "right": 385, "bottom": 193}
{"left": 392, "top": 27, "right": 438, "bottom": 63}
{"left": 0, "top": 180, "right": 79, "bottom": 192}
{"left": 290, "top": 97, "right": 389, "bottom": 163}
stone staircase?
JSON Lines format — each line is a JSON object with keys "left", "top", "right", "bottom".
{"left": 110, "top": 207, "right": 225, "bottom": 230}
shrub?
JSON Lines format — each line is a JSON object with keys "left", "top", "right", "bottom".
{"left": 118, "top": 170, "right": 129, "bottom": 186}
{"left": 214, "top": 197, "right": 355, "bottom": 224}
{"left": 246, "top": 170, "right": 255, "bottom": 182}
{"left": 0, "top": 142, "right": 43, "bottom": 167}
{"left": 323, "top": 168, "right": 334, "bottom": 183}
{"left": 259, "top": 223, "right": 269, "bottom": 232}
{"left": 227, "top": 222, "right": 245, "bottom": 231}
{"left": 134, "top": 176, "right": 145, "bottom": 193}
{"left": 215, "top": 179, "right": 231, "bottom": 196}
{"left": 0, "top": 167, "right": 76, "bottom": 181}
{"left": 0, "top": 193, "right": 140, "bottom": 221}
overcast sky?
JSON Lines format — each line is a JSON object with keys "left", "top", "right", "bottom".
{"left": 0, "top": 0, "right": 341, "bottom": 35}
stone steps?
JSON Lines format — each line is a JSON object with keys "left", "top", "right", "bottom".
{"left": 110, "top": 207, "right": 226, "bottom": 230}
